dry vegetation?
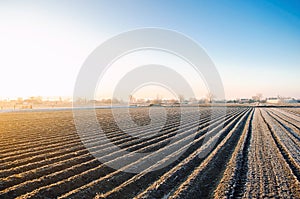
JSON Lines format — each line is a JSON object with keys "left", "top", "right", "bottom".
{"left": 0, "top": 107, "right": 299, "bottom": 198}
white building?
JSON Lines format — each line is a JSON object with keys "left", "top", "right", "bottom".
{"left": 266, "top": 97, "right": 280, "bottom": 104}
{"left": 267, "top": 97, "right": 297, "bottom": 104}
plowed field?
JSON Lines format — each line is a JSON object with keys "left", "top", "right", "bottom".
{"left": 0, "top": 107, "right": 299, "bottom": 198}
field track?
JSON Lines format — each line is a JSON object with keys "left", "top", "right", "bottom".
{"left": 0, "top": 107, "right": 299, "bottom": 198}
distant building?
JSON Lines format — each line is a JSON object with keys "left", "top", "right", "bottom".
{"left": 266, "top": 97, "right": 298, "bottom": 104}
{"left": 266, "top": 97, "right": 280, "bottom": 104}
{"left": 283, "top": 98, "right": 298, "bottom": 103}
{"left": 239, "top": 99, "right": 250, "bottom": 103}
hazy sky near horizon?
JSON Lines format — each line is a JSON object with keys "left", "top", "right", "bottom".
{"left": 0, "top": 0, "right": 299, "bottom": 100}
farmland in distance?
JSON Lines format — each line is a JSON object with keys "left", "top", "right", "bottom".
{"left": 0, "top": 107, "right": 299, "bottom": 198}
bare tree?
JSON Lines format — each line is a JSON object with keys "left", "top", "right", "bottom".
{"left": 129, "top": 95, "right": 135, "bottom": 103}
{"left": 206, "top": 92, "right": 214, "bottom": 103}
{"left": 178, "top": 94, "right": 185, "bottom": 103}
{"left": 256, "top": 93, "right": 263, "bottom": 101}
{"left": 252, "top": 93, "right": 263, "bottom": 102}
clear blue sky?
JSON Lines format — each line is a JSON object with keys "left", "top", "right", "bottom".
{"left": 0, "top": 0, "right": 299, "bottom": 99}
